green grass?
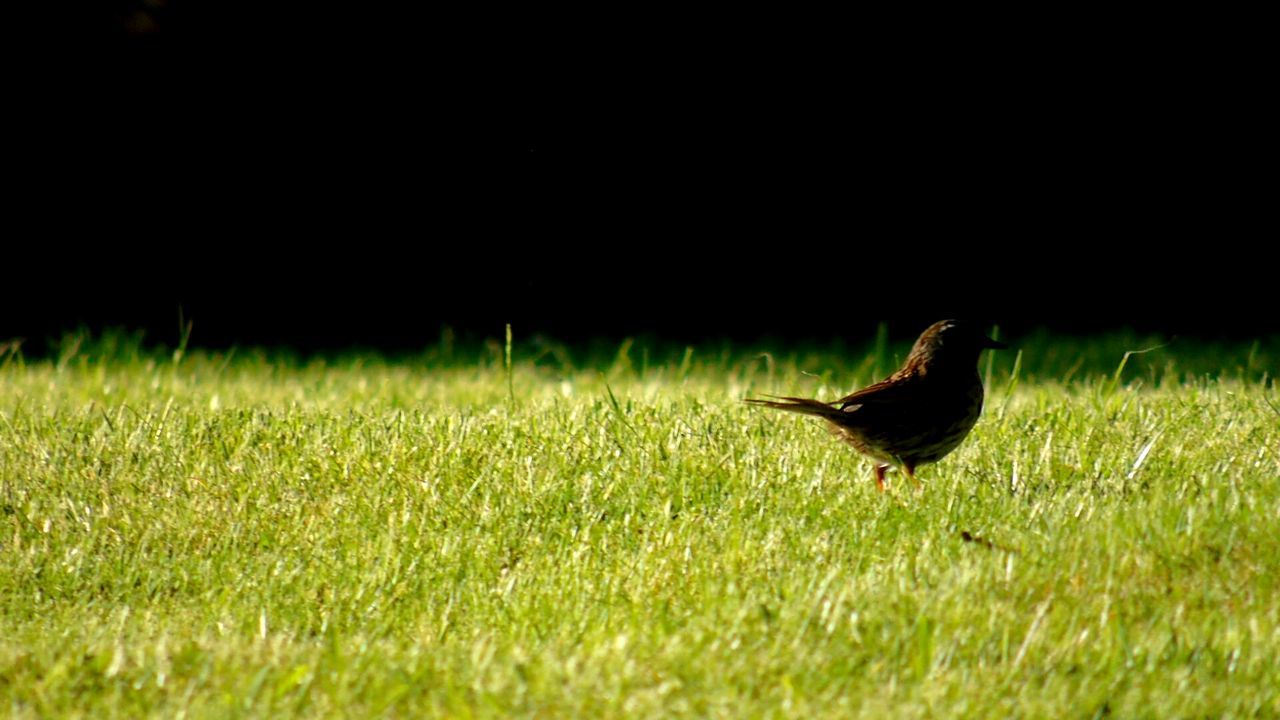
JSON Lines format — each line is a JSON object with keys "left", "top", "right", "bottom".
{"left": 1, "top": 331, "right": 1278, "bottom": 718}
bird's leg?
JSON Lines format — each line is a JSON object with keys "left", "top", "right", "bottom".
{"left": 873, "top": 464, "right": 889, "bottom": 492}
{"left": 903, "top": 462, "right": 923, "bottom": 491}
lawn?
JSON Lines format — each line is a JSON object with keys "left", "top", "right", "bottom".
{"left": 1, "top": 330, "right": 1277, "bottom": 718}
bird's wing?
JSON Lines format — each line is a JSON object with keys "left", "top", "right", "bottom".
{"left": 834, "top": 374, "right": 917, "bottom": 410}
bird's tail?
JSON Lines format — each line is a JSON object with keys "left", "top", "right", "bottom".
{"left": 743, "top": 395, "right": 846, "bottom": 420}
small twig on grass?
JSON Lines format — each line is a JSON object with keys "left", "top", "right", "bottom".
{"left": 959, "top": 530, "right": 1019, "bottom": 554}
{"left": 1262, "top": 392, "right": 1280, "bottom": 420}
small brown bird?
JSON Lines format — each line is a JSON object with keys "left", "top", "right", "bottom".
{"left": 746, "top": 320, "right": 1006, "bottom": 491}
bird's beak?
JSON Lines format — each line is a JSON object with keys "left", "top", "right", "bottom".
{"left": 983, "top": 337, "right": 1008, "bottom": 350}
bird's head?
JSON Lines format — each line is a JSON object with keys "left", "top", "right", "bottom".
{"left": 907, "top": 319, "right": 1006, "bottom": 371}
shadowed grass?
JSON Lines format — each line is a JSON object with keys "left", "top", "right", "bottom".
{"left": 1, "top": 332, "right": 1277, "bottom": 717}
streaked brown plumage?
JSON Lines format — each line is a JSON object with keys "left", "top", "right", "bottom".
{"left": 745, "top": 320, "right": 1006, "bottom": 491}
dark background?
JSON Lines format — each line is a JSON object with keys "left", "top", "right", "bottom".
{"left": 8, "top": 5, "right": 1274, "bottom": 354}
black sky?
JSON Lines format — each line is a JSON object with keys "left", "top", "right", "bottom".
{"left": 8, "top": 10, "right": 1274, "bottom": 352}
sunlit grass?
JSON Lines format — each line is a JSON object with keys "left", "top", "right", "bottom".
{"left": 1, "top": 331, "right": 1277, "bottom": 717}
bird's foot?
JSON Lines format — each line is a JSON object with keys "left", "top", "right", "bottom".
{"left": 874, "top": 464, "right": 889, "bottom": 492}
{"left": 904, "top": 465, "right": 924, "bottom": 493}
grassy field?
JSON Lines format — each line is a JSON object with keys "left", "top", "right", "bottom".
{"left": 1, "top": 330, "right": 1278, "bottom": 718}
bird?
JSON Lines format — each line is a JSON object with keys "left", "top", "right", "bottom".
{"left": 745, "top": 320, "right": 1006, "bottom": 491}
